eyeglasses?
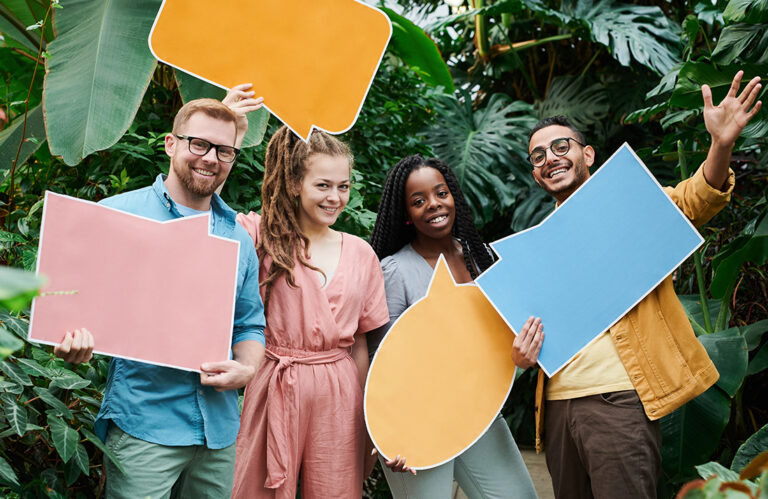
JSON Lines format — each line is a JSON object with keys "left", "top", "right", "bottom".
{"left": 528, "top": 137, "right": 585, "bottom": 168}
{"left": 174, "top": 135, "right": 240, "bottom": 163}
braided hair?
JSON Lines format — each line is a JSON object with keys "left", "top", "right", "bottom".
{"left": 370, "top": 155, "right": 495, "bottom": 279}
{"left": 259, "top": 125, "right": 353, "bottom": 309}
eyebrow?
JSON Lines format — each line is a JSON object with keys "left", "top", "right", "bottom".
{"left": 408, "top": 183, "right": 448, "bottom": 198}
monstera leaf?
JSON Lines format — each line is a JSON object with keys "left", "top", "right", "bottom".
{"left": 44, "top": 0, "right": 161, "bottom": 165}
{"left": 574, "top": 0, "right": 681, "bottom": 75}
{"left": 534, "top": 75, "right": 609, "bottom": 131}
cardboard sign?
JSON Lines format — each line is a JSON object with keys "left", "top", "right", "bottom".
{"left": 29, "top": 192, "right": 240, "bottom": 372}
{"left": 476, "top": 144, "right": 704, "bottom": 376}
{"left": 365, "top": 257, "right": 517, "bottom": 469}
{"left": 148, "top": 0, "right": 392, "bottom": 140}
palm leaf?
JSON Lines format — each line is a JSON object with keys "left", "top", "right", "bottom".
{"left": 535, "top": 75, "right": 609, "bottom": 131}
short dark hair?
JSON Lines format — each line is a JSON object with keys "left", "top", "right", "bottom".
{"left": 528, "top": 115, "right": 586, "bottom": 145}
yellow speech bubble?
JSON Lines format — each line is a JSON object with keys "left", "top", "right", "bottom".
{"left": 149, "top": 0, "right": 392, "bottom": 140}
{"left": 365, "top": 256, "right": 517, "bottom": 469}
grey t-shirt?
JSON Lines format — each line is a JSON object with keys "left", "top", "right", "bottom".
{"left": 367, "top": 243, "right": 435, "bottom": 360}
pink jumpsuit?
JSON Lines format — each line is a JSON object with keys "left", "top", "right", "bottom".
{"left": 233, "top": 213, "right": 389, "bottom": 499}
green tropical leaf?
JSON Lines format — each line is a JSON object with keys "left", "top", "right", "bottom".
{"left": 747, "top": 342, "right": 768, "bottom": 375}
{"left": 0, "top": 104, "right": 46, "bottom": 182}
{"left": 712, "top": 24, "right": 768, "bottom": 65}
{"left": 49, "top": 371, "right": 91, "bottom": 390}
{"left": 0, "top": 311, "right": 28, "bottom": 339}
{"left": 43, "top": 0, "right": 160, "bottom": 165}
{"left": 48, "top": 414, "right": 79, "bottom": 463}
{"left": 33, "top": 387, "right": 73, "bottom": 418}
{"left": 742, "top": 319, "right": 768, "bottom": 350}
{"left": 0, "top": 265, "right": 45, "bottom": 312}
{"left": 81, "top": 428, "right": 126, "bottom": 474}
{"left": 697, "top": 461, "right": 741, "bottom": 481}
{"left": 732, "top": 424, "right": 768, "bottom": 472}
{"left": 535, "top": 75, "right": 609, "bottom": 130}
{"left": 669, "top": 62, "right": 768, "bottom": 109}
{"left": 0, "top": 455, "right": 19, "bottom": 487}
{"left": 711, "top": 211, "right": 768, "bottom": 299}
{"left": 579, "top": 1, "right": 681, "bottom": 75}
{"left": 16, "top": 358, "right": 51, "bottom": 378}
{"left": 425, "top": 91, "right": 536, "bottom": 225}
{"left": 0, "top": 360, "right": 31, "bottom": 386}
{"left": 695, "top": 1, "right": 724, "bottom": 26}
{"left": 0, "top": 325, "right": 23, "bottom": 360}
{"left": 380, "top": 7, "right": 455, "bottom": 92}
{"left": 698, "top": 328, "right": 748, "bottom": 397}
{"left": 661, "top": 385, "right": 732, "bottom": 481}
{"left": 175, "top": 70, "right": 269, "bottom": 148}
{"left": 679, "top": 295, "right": 730, "bottom": 336}
{"left": 2, "top": 394, "right": 28, "bottom": 436}
{"left": 0, "top": 0, "right": 50, "bottom": 52}
{"left": 723, "top": 0, "right": 768, "bottom": 23}
{"left": 70, "top": 442, "right": 89, "bottom": 477}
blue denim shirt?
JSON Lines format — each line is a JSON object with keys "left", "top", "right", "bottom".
{"left": 93, "top": 175, "right": 265, "bottom": 449}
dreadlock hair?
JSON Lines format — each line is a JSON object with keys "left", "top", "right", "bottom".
{"left": 258, "top": 125, "right": 353, "bottom": 310}
{"left": 370, "top": 155, "right": 495, "bottom": 279}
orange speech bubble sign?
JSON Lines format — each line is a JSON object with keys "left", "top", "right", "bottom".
{"left": 148, "top": 0, "right": 392, "bottom": 140}
{"left": 365, "top": 256, "right": 517, "bottom": 469}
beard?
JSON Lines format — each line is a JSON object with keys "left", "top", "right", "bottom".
{"left": 170, "top": 156, "right": 225, "bottom": 198}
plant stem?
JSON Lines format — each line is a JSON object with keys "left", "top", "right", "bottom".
{"left": 470, "top": 0, "right": 489, "bottom": 59}
{"left": 580, "top": 47, "right": 602, "bottom": 78}
{"left": 678, "top": 140, "right": 713, "bottom": 334}
{"left": 0, "top": 4, "right": 44, "bottom": 50}
{"left": 6, "top": 2, "right": 51, "bottom": 232}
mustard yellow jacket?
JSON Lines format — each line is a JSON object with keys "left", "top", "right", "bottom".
{"left": 535, "top": 164, "right": 735, "bottom": 453}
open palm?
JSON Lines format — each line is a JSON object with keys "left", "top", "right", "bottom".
{"left": 702, "top": 71, "right": 763, "bottom": 146}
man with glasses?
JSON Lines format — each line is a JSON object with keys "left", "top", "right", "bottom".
{"left": 54, "top": 90, "right": 268, "bottom": 498}
{"left": 515, "top": 71, "right": 762, "bottom": 498}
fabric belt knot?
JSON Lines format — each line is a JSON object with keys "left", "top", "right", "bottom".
{"left": 263, "top": 346, "right": 349, "bottom": 489}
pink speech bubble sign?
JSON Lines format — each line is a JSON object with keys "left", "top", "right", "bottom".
{"left": 29, "top": 192, "right": 239, "bottom": 372}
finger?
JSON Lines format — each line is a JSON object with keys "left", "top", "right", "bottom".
{"left": 201, "top": 361, "right": 232, "bottom": 372}
{"left": 701, "top": 84, "right": 714, "bottom": 110}
{"left": 737, "top": 76, "right": 761, "bottom": 104}
{"left": 727, "top": 70, "right": 744, "bottom": 99}
{"left": 230, "top": 83, "right": 253, "bottom": 92}
{"left": 742, "top": 81, "right": 762, "bottom": 109}
{"left": 371, "top": 448, "right": 378, "bottom": 456}
{"left": 747, "top": 100, "right": 763, "bottom": 120}
{"left": 54, "top": 331, "right": 73, "bottom": 356}
{"left": 520, "top": 317, "right": 541, "bottom": 351}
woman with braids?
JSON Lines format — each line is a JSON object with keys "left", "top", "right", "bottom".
{"left": 368, "top": 155, "right": 542, "bottom": 499}
{"left": 232, "top": 126, "right": 389, "bottom": 498}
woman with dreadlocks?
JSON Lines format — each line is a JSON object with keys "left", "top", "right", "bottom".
{"left": 231, "top": 126, "right": 389, "bottom": 498}
{"left": 368, "top": 155, "right": 542, "bottom": 498}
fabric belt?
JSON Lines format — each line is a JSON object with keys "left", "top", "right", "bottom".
{"left": 264, "top": 346, "right": 350, "bottom": 489}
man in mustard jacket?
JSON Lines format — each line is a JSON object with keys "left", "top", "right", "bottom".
{"left": 514, "top": 71, "right": 762, "bottom": 498}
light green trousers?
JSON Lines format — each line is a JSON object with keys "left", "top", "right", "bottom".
{"left": 104, "top": 424, "right": 236, "bottom": 499}
{"left": 380, "top": 415, "right": 538, "bottom": 499}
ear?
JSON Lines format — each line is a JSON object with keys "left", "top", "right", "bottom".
{"left": 164, "top": 133, "right": 176, "bottom": 158}
{"left": 584, "top": 145, "right": 596, "bottom": 168}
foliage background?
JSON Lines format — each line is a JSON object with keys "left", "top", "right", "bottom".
{"left": 0, "top": 0, "right": 767, "bottom": 496}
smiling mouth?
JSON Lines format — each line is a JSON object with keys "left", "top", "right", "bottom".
{"left": 192, "top": 167, "right": 215, "bottom": 177}
{"left": 320, "top": 206, "right": 339, "bottom": 214}
{"left": 548, "top": 167, "right": 569, "bottom": 179}
{"left": 428, "top": 215, "right": 448, "bottom": 224}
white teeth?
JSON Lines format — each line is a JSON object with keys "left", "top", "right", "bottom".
{"left": 321, "top": 206, "right": 338, "bottom": 213}
{"left": 429, "top": 215, "right": 447, "bottom": 224}
{"left": 193, "top": 168, "right": 214, "bottom": 177}
{"left": 549, "top": 168, "right": 567, "bottom": 178}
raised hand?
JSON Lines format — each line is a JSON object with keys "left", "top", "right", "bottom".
{"left": 222, "top": 83, "right": 265, "bottom": 147}
{"left": 702, "top": 71, "right": 762, "bottom": 147}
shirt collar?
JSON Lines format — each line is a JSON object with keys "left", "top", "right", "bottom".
{"left": 150, "top": 174, "right": 236, "bottom": 233}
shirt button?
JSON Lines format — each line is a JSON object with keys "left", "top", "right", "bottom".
{"left": 199, "top": 390, "right": 203, "bottom": 395}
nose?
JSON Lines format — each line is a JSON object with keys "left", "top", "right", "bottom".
{"left": 426, "top": 194, "right": 441, "bottom": 210}
{"left": 201, "top": 146, "right": 218, "bottom": 164}
{"left": 543, "top": 147, "right": 558, "bottom": 165}
{"left": 326, "top": 188, "right": 340, "bottom": 202}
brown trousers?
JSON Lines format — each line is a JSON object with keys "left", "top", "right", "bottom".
{"left": 544, "top": 390, "right": 661, "bottom": 499}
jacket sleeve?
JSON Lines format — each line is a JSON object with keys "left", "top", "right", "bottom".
{"left": 664, "top": 162, "right": 735, "bottom": 228}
